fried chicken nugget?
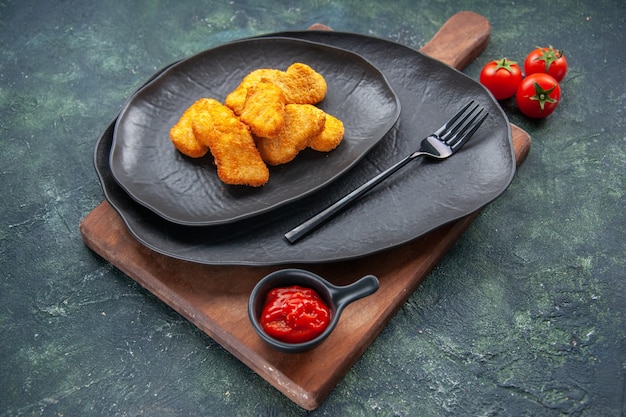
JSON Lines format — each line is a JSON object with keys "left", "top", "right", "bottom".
{"left": 225, "top": 63, "right": 327, "bottom": 115}
{"left": 276, "top": 63, "right": 327, "bottom": 105}
{"left": 239, "top": 80, "right": 286, "bottom": 139}
{"left": 225, "top": 68, "right": 282, "bottom": 115}
{"left": 308, "top": 113, "right": 345, "bottom": 152}
{"left": 169, "top": 99, "right": 210, "bottom": 158}
{"left": 192, "top": 98, "right": 269, "bottom": 187}
{"left": 256, "top": 104, "right": 326, "bottom": 166}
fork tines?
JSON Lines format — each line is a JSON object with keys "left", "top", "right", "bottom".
{"left": 442, "top": 101, "right": 488, "bottom": 150}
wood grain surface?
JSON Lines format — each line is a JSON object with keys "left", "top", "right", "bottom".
{"left": 80, "top": 11, "right": 531, "bottom": 410}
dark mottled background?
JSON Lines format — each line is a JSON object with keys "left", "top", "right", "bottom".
{"left": 1, "top": 0, "right": 624, "bottom": 416}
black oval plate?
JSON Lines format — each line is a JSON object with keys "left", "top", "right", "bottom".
{"left": 110, "top": 37, "right": 400, "bottom": 226}
{"left": 95, "top": 31, "right": 515, "bottom": 266}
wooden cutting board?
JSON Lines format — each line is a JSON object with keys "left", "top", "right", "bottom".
{"left": 80, "top": 11, "right": 531, "bottom": 410}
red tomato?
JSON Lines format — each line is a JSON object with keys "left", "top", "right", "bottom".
{"left": 524, "top": 46, "right": 568, "bottom": 82}
{"left": 479, "top": 58, "right": 523, "bottom": 100}
{"left": 516, "top": 73, "right": 561, "bottom": 118}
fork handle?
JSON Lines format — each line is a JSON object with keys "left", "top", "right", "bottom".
{"left": 285, "top": 153, "right": 421, "bottom": 243}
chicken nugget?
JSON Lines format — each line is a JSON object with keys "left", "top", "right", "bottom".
{"left": 308, "top": 113, "right": 344, "bottom": 152}
{"left": 239, "top": 80, "right": 286, "bottom": 139}
{"left": 169, "top": 99, "right": 210, "bottom": 158}
{"left": 225, "top": 68, "right": 282, "bottom": 115}
{"left": 278, "top": 63, "right": 327, "bottom": 105}
{"left": 192, "top": 98, "right": 269, "bottom": 187}
{"left": 225, "top": 63, "right": 327, "bottom": 114}
{"left": 256, "top": 104, "right": 326, "bottom": 166}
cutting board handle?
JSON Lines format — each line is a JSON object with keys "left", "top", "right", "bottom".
{"left": 419, "top": 11, "right": 491, "bottom": 70}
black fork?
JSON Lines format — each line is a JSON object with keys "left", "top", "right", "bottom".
{"left": 285, "top": 101, "right": 488, "bottom": 243}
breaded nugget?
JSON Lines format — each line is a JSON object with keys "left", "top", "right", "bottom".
{"left": 308, "top": 113, "right": 345, "bottom": 152}
{"left": 256, "top": 104, "right": 326, "bottom": 166}
{"left": 169, "top": 99, "right": 210, "bottom": 158}
{"left": 277, "top": 63, "right": 327, "bottom": 105}
{"left": 225, "top": 68, "right": 282, "bottom": 115}
{"left": 192, "top": 98, "right": 269, "bottom": 187}
{"left": 239, "top": 80, "right": 286, "bottom": 139}
{"left": 225, "top": 63, "right": 327, "bottom": 115}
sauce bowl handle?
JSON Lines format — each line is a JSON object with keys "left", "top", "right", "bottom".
{"left": 330, "top": 275, "right": 379, "bottom": 310}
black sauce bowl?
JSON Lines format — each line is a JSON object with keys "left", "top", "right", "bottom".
{"left": 248, "top": 268, "right": 379, "bottom": 353}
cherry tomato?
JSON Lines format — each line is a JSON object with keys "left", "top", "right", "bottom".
{"left": 479, "top": 58, "right": 523, "bottom": 100}
{"left": 516, "top": 73, "right": 561, "bottom": 118}
{"left": 524, "top": 46, "right": 568, "bottom": 82}
{"left": 260, "top": 286, "right": 331, "bottom": 343}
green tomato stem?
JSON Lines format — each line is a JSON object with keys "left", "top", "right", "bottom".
{"left": 529, "top": 81, "right": 557, "bottom": 110}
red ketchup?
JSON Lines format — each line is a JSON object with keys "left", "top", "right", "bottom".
{"left": 260, "top": 285, "right": 331, "bottom": 343}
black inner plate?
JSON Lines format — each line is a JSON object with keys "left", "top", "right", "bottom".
{"left": 95, "top": 31, "right": 515, "bottom": 266}
{"left": 110, "top": 37, "right": 400, "bottom": 226}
